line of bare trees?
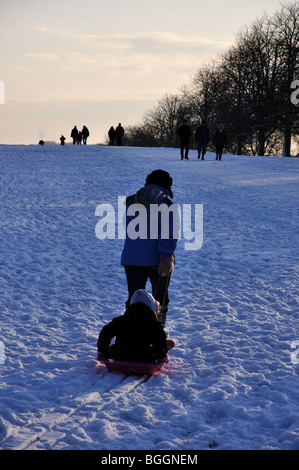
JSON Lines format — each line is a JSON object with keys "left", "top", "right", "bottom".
{"left": 125, "top": 2, "right": 299, "bottom": 156}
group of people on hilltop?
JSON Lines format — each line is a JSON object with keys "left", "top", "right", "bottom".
{"left": 58, "top": 120, "right": 226, "bottom": 159}
{"left": 67, "top": 125, "right": 90, "bottom": 145}
{"left": 58, "top": 123, "right": 125, "bottom": 146}
{"left": 108, "top": 123, "right": 125, "bottom": 146}
{"left": 177, "top": 119, "right": 227, "bottom": 161}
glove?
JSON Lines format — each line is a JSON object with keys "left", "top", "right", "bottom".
{"left": 158, "top": 256, "right": 173, "bottom": 277}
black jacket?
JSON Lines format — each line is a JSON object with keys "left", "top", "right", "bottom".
{"left": 195, "top": 124, "right": 210, "bottom": 143}
{"left": 71, "top": 127, "right": 78, "bottom": 138}
{"left": 97, "top": 303, "right": 167, "bottom": 362}
{"left": 82, "top": 126, "right": 89, "bottom": 137}
{"left": 213, "top": 129, "right": 227, "bottom": 146}
{"left": 177, "top": 124, "right": 192, "bottom": 140}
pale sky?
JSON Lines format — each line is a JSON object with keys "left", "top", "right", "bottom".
{"left": 0, "top": 0, "right": 284, "bottom": 144}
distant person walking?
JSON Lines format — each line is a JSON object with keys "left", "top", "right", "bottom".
{"left": 108, "top": 126, "right": 116, "bottom": 145}
{"left": 82, "top": 125, "right": 89, "bottom": 145}
{"left": 213, "top": 124, "right": 227, "bottom": 160}
{"left": 195, "top": 120, "right": 210, "bottom": 160}
{"left": 60, "top": 135, "right": 66, "bottom": 145}
{"left": 177, "top": 119, "right": 192, "bottom": 160}
{"left": 71, "top": 126, "right": 79, "bottom": 145}
{"left": 116, "top": 123, "right": 124, "bottom": 146}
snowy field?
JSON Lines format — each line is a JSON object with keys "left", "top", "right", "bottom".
{"left": 0, "top": 144, "right": 298, "bottom": 451}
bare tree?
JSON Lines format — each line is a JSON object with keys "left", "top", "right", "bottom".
{"left": 125, "top": 2, "right": 298, "bottom": 155}
{"left": 271, "top": 2, "right": 299, "bottom": 156}
{"left": 143, "top": 93, "right": 190, "bottom": 147}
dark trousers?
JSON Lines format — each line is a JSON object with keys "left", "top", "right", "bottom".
{"left": 180, "top": 138, "right": 190, "bottom": 159}
{"left": 197, "top": 140, "right": 207, "bottom": 158}
{"left": 216, "top": 144, "right": 224, "bottom": 160}
{"left": 124, "top": 265, "right": 172, "bottom": 325}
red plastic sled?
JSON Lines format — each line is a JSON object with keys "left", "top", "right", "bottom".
{"left": 97, "top": 340, "right": 175, "bottom": 376}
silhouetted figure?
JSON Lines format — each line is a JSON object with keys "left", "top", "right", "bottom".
{"left": 116, "top": 123, "right": 124, "bottom": 146}
{"left": 82, "top": 125, "right": 89, "bottom": 145}
{"left": 177, "top": 119, "right": 192, "bottom": 160}
{"left": 77, "top": 131, "right": 82, "bottom": 144}
{"left": 108, "top": 126, "right": 116, "bottom": 145}
{"left": 60, "top": 135, "right": 66, "bottom": 145}
{"left": 71, "top": 126, "right": 79, "bottom": 145}
{"left": 38, "top": 140, "right": 44, "bottom": 145}
{"left": 213, "top": 124, "right": 227, "bottom": 161}
{"left": 195, "top": 120, "right": 210, "bottom": 160}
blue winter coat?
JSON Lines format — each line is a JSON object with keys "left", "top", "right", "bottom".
{"left": 121, "top": 184, "right": 179, "bottom": 266}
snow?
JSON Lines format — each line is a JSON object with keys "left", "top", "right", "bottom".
{"left": 0, "top": 144, "right": 298, "bottom": 451}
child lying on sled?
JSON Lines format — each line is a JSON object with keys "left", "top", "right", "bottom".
{"left": 97, "top": 289, "right": 168, "bottom": 363}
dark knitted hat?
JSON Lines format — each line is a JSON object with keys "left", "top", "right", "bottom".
{"left": 145, "top": 170, "right": 173, "bottom": 197}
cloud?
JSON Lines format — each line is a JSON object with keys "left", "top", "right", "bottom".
{"left": 15, "top": 27, "right": 232, "bottom": 105}
{"left": 24, "top": 53, "right": 61, "bottom": 61}
{"left": 38, "top": 26, "right": 230, "bottom": 54}
{"left": 34, "top": 27, "right": 230, "bottom": 79}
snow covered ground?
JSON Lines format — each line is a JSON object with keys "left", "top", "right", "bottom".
{"left": 0, "top": 144, "right": 298, "bottom": 451}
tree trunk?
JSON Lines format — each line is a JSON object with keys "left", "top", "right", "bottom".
{"left": 283, "top": 127, "right": 291, "bottom": 157}
{"left": 235, "top": 136, "right": 243, "bottom": 155}
{"left": 257, "top": 129, "right": 266, "bottom": 156}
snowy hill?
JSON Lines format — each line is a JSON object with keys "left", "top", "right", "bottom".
{"left": 0, "top": 144, "right": 298, "bottom": 450}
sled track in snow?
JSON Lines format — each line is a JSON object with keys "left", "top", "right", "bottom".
{"left": 3, "top": 365, "right": 150, "bottom": 450}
